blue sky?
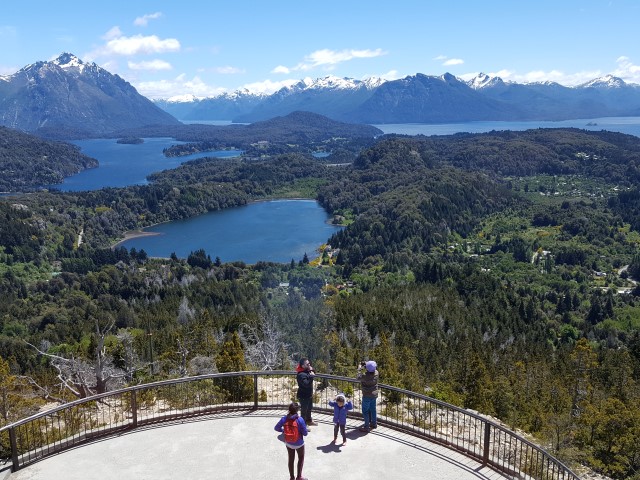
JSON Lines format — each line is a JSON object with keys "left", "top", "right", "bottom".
{"left": 2, "top": 0, "right": 640, "bottom": 99}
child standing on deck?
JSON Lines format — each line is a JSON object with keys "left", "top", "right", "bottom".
{"left": 328, "top": 393, "right": 353, "bottom": 445}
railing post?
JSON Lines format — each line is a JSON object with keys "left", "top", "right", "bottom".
{"left": 9, "top": 427, "right": 19, "bottom": 471}
{"left": 253, "top": 374, "right": 259, "bottom": 409}
{"left": 130, "top": 390, "right": 138, "bottom": 428}
{"left": 482, "top": 421, "right": 491, "bottom": 465}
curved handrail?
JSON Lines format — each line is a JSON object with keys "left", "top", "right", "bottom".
{"left": 0, "top": 371, "right": 581, "bottom": 479}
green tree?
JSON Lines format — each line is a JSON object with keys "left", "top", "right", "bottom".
{"left": 216, "top": 332, "right": 252, "bottom": 401}
{"left": 580, "top": 397, "right": 639, "bottom": 478}
{"left": 463, "top": 353, "right": 493, "bottom": 414}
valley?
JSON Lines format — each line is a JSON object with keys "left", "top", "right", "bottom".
{"left": 1, "top": 52, "right": 640, "bottom": 479}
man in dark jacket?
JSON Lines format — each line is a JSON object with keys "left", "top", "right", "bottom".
{"left": 296, "top": 358, "right": 317, "bottom": 426}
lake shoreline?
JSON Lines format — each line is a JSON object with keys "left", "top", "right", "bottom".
{"left": 112, "top": 230, "right": 162, "bottom": 248}
{"left": 111, "top": 197, "right": 342, "bottom": 250}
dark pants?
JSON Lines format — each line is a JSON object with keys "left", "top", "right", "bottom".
{"left": 287, "top": 444, "right": 305, "bottom": 479}
{"left": 298, "top": 396, "right": 313, "bottom": 422}
{"left": 333, "top": 423, "right": 346, "bottom": 441}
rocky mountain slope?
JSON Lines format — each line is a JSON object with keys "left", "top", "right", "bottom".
{"left": 0, "top": 53, "right": 180, "bottom": 138}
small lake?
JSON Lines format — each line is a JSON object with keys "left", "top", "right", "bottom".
{"left": 117, "top": 199, "right": 341, "bottom": 264}
{"left": 51, "top": 138, "right": 241, "bottom": 192}
{"left": 373, "top": 116, "right": 640, "bottom": 137}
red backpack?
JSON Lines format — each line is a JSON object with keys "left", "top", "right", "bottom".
{"left": 283, "top": 416, "right": 300, "bottom": 443}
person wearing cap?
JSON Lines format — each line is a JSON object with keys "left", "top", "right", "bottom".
{"left": 357, "top": 360, "right": 379, "bottom": 432}
{"left": 296, "top": 358, "right": 317, "bottom": 426}
{"left": 328, "top": 392, "right": 353, "bottom": 445}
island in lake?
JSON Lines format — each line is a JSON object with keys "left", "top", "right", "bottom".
{"left": 116, "top": 137, "right": 144, "bottom": 145}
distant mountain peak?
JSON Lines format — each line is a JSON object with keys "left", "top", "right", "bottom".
{"left": 0, "top": 52, "right": 179, "bottom": 137}
{"left": 439, "top": 72, "right": 460, "bottom": 83}
{"left": 52, "top": 52, "right": 84, "bottom": 68}
{"left": 284, "top": 75, "right": 385, "bottom": 94}
{"left": 467, "top": 72, "right": 504, "bottom": 89}
{"left": 580, "top": 74, "right": 627, "bottom": 88}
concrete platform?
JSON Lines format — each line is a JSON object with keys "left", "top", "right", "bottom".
{"left": 4, "top": 410, "right": 509, "bottom": 480}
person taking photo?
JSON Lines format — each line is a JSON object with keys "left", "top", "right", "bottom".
{"left": 296, "top": 358, "right": 317, "bottom": 427}
{"left": 357, "top": 360, "right": 379, "bottom": 432}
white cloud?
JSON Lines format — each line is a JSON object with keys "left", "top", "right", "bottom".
{"left": 240, "top": 78, "right": 299, "bottom": 95}
{"left": 491, "top": 69, "right": 515, "bottom": 79}
{"left": 136, "top": 75, "right": 226, "bottom": 99}
{"left": 443, "top": 58, "right": 464, "bottom": 66}
{"left": 508, "top": 69, "right": 602, "bottom": 86}
{"left": 278, "top": 48, "right": 387, "bottom": 73}
{"left": 88, "top": 33, "right": 180, "bottom": 61}
{"left": 272, "top": 65, "right": 290, "bottom": 74}
{"left": 364, "top": 70, "right": 400, "bottom": 81}
{"left": 105, "top": 34, "right": 180, "bottom": 55}
{"left": 103, "top": 26, "right": 123, "bottom": 40}
{"left": 99, "top": 59, "right": 120, "bottom": 73}
{"left": 436, "top": 55, "right": 464, "bottom": 67}
{"left": 215, "top": 66, "right": 245, "bottom": 74}
{"left": 305, "top": 48, "right": 386, "bottom": 67}
{"left": 134, "top": 12, "right": 163, "bottom": 27}
{"left": 378, "top": 70, "right": 400, "bottom": 80}
{"left": 614, "top": 56, "right": 640, "bottom": 84}
{"left": 0, "top": 65, "right": 17, "bottom": 75}
{"left": 128, "top": 59, "right": 172, "bottom": 71}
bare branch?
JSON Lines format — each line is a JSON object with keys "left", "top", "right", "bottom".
{"left": 240, "top": 314, "right": 290, "bottom": 371}
{"left": 18, "top": 375, "right": 67, "bottom": 404}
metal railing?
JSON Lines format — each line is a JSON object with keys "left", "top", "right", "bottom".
{"left": 0, "top": 371, "right": 581, "bottom": 479}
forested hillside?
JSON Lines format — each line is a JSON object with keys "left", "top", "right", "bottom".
{"left": 0, "top": 128, "right": 639, "bottom": 478}
{"left": 0, "top": 127, "right": 97, "bottom": 191}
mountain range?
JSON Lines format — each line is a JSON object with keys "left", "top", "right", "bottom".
{"left": 157, "top": 72, "right": 640, "bottom": 124}
{"left": 2, "top": 53, "right": 640, "bottom": 140}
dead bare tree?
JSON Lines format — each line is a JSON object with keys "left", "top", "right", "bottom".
{"left": 174, "top": 296, "right": 196, "bottom": 377}
{"left": 27, "top": 315, "right": 126, "bottom": 399}
{"left": 115, "top": 330, "right": 147, "bottom": 383}
{"left": 239, "top": 314, "right": 290, "bottom": 370}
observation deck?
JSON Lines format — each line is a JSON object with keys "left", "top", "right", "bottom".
{"left": 0, "top": 372, "right": 580, "bottom": 480}
{"left": 3, "top": 410, "right": 506, "bottom": 480}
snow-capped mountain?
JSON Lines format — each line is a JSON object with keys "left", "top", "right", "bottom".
{"left": 467, "top": 73, "right": 507, "bottom": 90}
{"left": 0, "top": 53, "right": 180, "bottom": 138}
{"left": 5, "top": 53, "right": 640, "bottom": 131}
{"left": 579, "top": 75, "right": 628, "bottom": 89}
{"left": 154, "top": 75, "right": 388, "bottom": 122}
{"left": 194, "top": 76, "right": 385, "bottom": 123}
{"left": 469, "top": 73, "right": 640, "bottom": 120}
{"left": 154, "top": 70, "right": 640, "bottom": 124}
{"left": 285, "top": 75, "right": 385, "bottom": 92}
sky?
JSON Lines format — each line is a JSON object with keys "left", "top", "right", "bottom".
{"left": 2, "top": 0, "right": 640, "bottom": 100}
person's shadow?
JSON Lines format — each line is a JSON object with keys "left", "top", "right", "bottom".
{"left": 316, "top": 428, "right": 368, "bottom": 453}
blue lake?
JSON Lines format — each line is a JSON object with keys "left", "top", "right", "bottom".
{"left": 51, "top": 138, "right": 241, "bottom": 192}
{"left": 117, "top": 200, "right": 341, "bottom": 263}
{"left": 374, "top": 116, "right": 640, "bottom": 137}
